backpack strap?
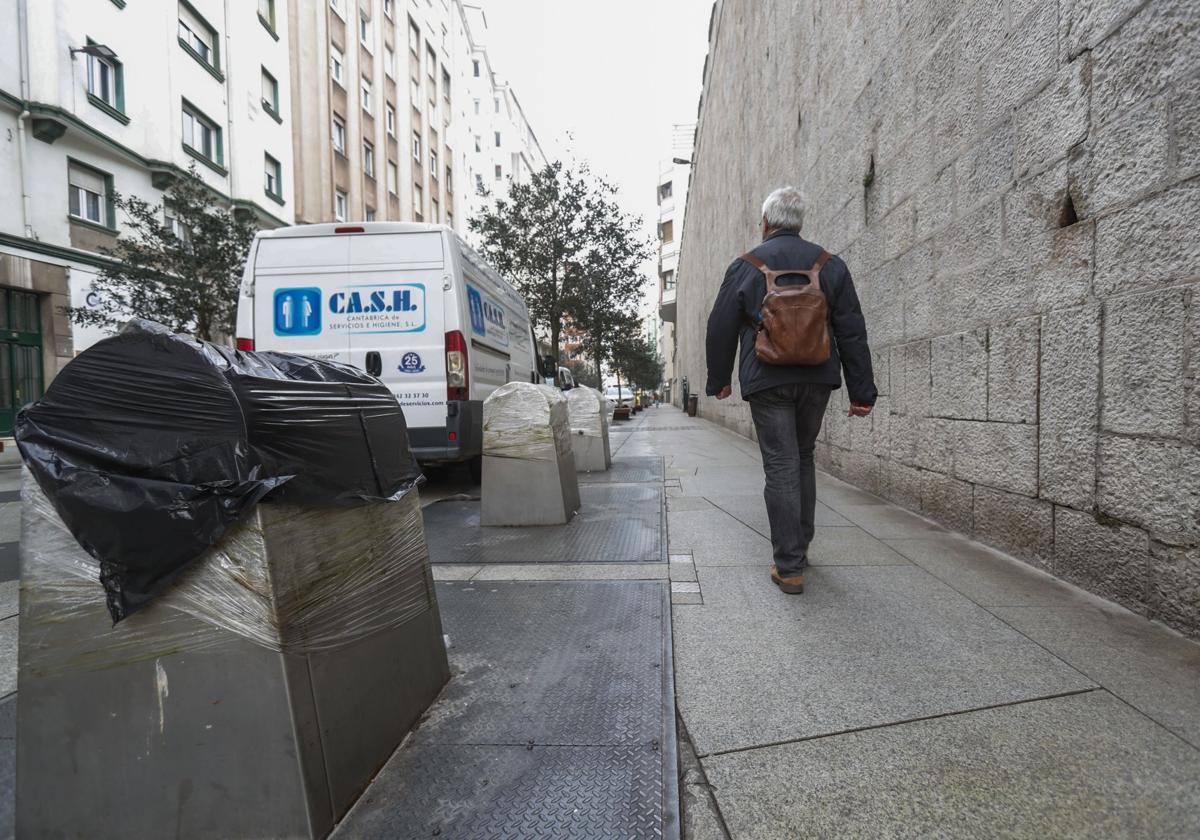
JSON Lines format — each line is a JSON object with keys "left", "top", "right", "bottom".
{"left": 740, "top": 252, "right": 768, "bottom": 272}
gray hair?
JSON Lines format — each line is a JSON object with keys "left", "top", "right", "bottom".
{"left": 761, "top": 186, "right": 806, "bottom": 231}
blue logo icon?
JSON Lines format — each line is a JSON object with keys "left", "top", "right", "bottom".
{"left": 467, "top": 286, "right": 486, "bottom": 336}
{"left": 274, "top": 288, "right": 321, "bottom": 336}
{"left": 399, "top": 352, "right": 425, "bottom": 373}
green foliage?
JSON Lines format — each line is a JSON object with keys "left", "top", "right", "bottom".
{"left": 610, "top": 328, "right": 664, "bottom": 392}
{"left": 468, "top": 161, "right": 652, "bottom": 370}
{"left": 66, "top": 165, "right": 257, "bottom": 342}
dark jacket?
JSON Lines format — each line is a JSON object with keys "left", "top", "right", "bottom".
{"left": 705, "top": 230, "right": 878, "bottom": 404}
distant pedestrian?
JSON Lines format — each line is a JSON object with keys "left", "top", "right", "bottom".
{"left": 705, "top": 186, "right": 877, "bottom": 594}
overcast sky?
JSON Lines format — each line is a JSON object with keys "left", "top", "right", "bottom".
{"left": 475, "top": 0, "right": 713, "bottom": 308}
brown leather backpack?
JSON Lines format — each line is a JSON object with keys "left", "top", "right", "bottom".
{"left": 741, "top": 250, "right": 832, "bottom": 366}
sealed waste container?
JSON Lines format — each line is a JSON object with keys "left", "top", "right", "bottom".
{"left": 566, "top": 385, "right": 611, "bottom": 472}
{"left": 481, "top": 382, "right": 581, "bottom": 525}
{"left": 14, "top": 321, "right": 449, "bottom": 840}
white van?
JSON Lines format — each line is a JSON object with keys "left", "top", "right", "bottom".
{"left": 235, "top": 222, "right": 551, "bottom": 475}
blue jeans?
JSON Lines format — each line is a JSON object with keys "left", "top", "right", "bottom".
{"left": 748, "top": 383, "right": 833, "bottom": 577}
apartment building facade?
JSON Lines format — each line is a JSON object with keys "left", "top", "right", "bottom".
{"left": 0, "top": 0, "right": 295, "bottom": 432}
{"left": 288, "top": 0, "right": 546, "bottom": 237}
{"left": 656, "top": 139, "right": 691, "bottom": 405}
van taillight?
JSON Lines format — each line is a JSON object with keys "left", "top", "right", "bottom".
{"left": 446, "top": 330, "right": 468, "bottom": 401}
{"left": 334, "top": 226, "right": 365, "bottom": 234}
{"left": 236, "top": 338, "right": 255, "bottom": 351}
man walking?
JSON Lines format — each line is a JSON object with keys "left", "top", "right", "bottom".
{"left": 705, "top": 186, "right": 877, "bottom": 594}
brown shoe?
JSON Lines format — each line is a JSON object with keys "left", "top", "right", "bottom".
{"left": 770, "top": 566, "right": 805, "bottom": 594}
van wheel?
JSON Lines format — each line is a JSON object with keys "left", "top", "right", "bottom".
{"left": 467, "top": 455, "right": 483, "bottom": 485}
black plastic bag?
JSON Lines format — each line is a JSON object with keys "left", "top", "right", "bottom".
{"left": 16, "top": 320, "right": 423, "bottom": 622}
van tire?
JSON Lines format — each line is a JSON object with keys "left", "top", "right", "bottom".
{"left": 467, "top": 455, "right": 483, "bottom": 485}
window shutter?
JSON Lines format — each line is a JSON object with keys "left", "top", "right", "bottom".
{"left": 68, "top": 164, "right": 105, "bottom": 195}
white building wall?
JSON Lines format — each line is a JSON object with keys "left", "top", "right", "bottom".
{"left": 0, "top": 0, "right": 297, "bottom": 354}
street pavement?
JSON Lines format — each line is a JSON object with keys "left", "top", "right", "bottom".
{"left": 1, "top": 408, "right": 1199, "bottom": 837}
{"left": 636, "top": 406, "right": 1200, "bottom": 839}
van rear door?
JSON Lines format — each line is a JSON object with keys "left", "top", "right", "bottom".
{"left": 343, "top": 231, "right": 447, "bottom": 433}
{"left": 252, "top": 235, "right": 350, "bottom": 364}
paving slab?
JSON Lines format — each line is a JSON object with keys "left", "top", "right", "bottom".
{"left": 674, "top": 565, "right": 1094, "bottom": 756}
{"left": 0, "top": 621, "right": 14, "bottom": 698}
{"left": 703, "top": 690, "right": 1200, "bottom": 840}
{"left": 808, "top": 527, "right": 912, "bottom": 566}
{"left": 666, "top": 496, "right": 714, "bottom": 512}
{"left": 470, "top": 563, "right": 668, "bottom": 581}
{"left": 831, "top": 504, "right": 949, "bottom": 538}
{"left": 430, "top": 564, "right": 483, "bottom": 580}
{"left": 993, "top": 603, "right": 1200, "bottom": 748}
{"left": 335, "top": 580, "right": 675, "bottom": 839}
{"left": 0, "top": 697, "right": 11, "bottom": 840}
{"left": 667, "top": 507, "right": 768, "bottom": 556}
{"left": 813, "top": 473, "right": 888, "bottom": 507}
{"left": 886, "top": 534, "right": 1094, "bottom": 607}
{"left": 0, "top": 584, "right": 15, "bottom": 622}
{"left": 425, "top": 483, "right": 663, "bottom": 564}
{"left": 703, "top": 493, "right": 853, "bottom": 535}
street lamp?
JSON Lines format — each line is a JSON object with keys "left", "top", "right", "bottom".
{"left": 69, "top": 43, "right": 118, "bottom": 61}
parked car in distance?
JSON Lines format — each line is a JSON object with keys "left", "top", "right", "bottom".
{"left": 605, "top": 385, "right": 633, "bottom": 421}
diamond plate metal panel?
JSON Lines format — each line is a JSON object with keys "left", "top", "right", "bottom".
{"left": 578, "top": 456, "right": 664, "bottom": 485}
{"left": 424, "top": 484, "right": 663, "bottom": 565}
{"left": 413, "top": 582, "right": 665, "bottom": 747}
{"left": 332, "top": 582, "right": 675, "bottom": 840}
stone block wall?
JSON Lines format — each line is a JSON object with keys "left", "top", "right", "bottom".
{"left": 674, "top": 0, "right": 1200, "bottom": 636}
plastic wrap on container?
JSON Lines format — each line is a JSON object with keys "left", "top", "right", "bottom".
{"left": 20, "top": 470, "right": 435, "bottom": 675}
{"left": 566, "top": 386, "right": 609, "bottom": 439}
{"left": 15, "top": 319, "right": 423, "bottom": 622}
{"left": 482, "top": 382, "right": 573, "bottom": 462}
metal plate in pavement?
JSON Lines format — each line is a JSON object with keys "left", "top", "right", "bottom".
{"left": 578, "top": 455, "right": 664, "bottom": 485}
{"left": 424, "top": 484, "right": 664, "bottom": 565}
{"left": 331, "top": 581, "right": 678, "bottom": 840}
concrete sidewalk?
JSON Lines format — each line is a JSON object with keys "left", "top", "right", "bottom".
{"left": 632, "top": 407, "right": 1200, "bottom": 839}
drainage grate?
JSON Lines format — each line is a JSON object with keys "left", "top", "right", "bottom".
{"left": 424, "top": 483, "right": 664, "bottom": 564}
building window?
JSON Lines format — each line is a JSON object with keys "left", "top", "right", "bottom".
{"left": 413, "top": 182, "right": 424, "bottom": 220}
{"left": 445, "top": 165, "right": 453, "bottom": 194}
{"left": 264, "top": 153, "right": 282, "bottom": 200}
{"left": 178, "top": 1, "right": 220, "bottom": 74}
{"left": 85, "top": 41, "right": 124, "bottom": 118}
{"left": 659, "top": 181, "right": 673, "bottom": 201}
{"left": 494, "top": 164, "right": 502, "bottom": 181}
{"left": 383, "top": 0, "right": 392, "bottom": 19}
{"left": 67, "top": 160, "right": 111, "bottom": 227}
{"left": 334, "top": 189, "right": 347, "bottom": 221}
{"left": 182, "top": 101, "right": 222, "bottom": 167}
{"left": 258, "top": 0, "right": 276, "bottom": 33}
{"left": 475, "top": 173, "right": 484, "bottom": 193}
{"left": 332, "top": 114, "right": 346, "bottom": 154}
{"left": 472, "top": 59, "right": 480, "bottom": 77}
{"left": 426, "top": 44, "right": 436, "bottom": 81}
{"left": 412, "top": 130, "right": 421, "bottom": 162}
{"left": 164, "top": 208, "right": 190, "bottom": 246}
{"left": 659, "top": 220, "right": 674, "bottom": 243}
{"left": 410, "top": 77, "right": 420, "bottom": 107}
{"left": 494, "top": 131, "right": 501, "bottom": 148}
{"left": 430, "top": 146, "right": 438, "bottom": 178}
{"left": 662, "top": 270, "right": 676, "bottom": 291}
{"left": 385, "top": 102, "right": 396, "bottom": 136}
{"left": 359, "top": 11, "right": 371, "bottom": 48}
{"left": 473, "top": 98, "right": 480, "bottom": 115}
{"left": 361, "top": 76, "right": 373, "bottom": 114}
{"left": 474, "top": 135, "right": 481, "bottom": 153}
{"left": 431, "top": 196, "right": 439, "bottom": 223}
{"left": 408, "top": 17, "right": 420, "bottom": 54}
{"left": 387, "top": 160, "right": 398, "bottom": 195}
{"left": 261, "top": 67, "right": 280, "bottom": 118}
{"left": 384, "top": 45, "right": 395, "bottom": 78}
{"left": 330, "top": 45, "right": 344, "bottom": 85}
{"left": 442, "top": 67, "right": 451, "bottom": 103}
{"left": 365, "top": 207, "right": 376, "bottom": 222}
{"left": 494, "top": 97, "right": 500, "bottom": 114}
{"left": 330, "top": 0, "right": 343, "bottom": 17}
{"left": 363, "top": 140, "right": 375, "bottom": 177}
